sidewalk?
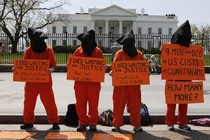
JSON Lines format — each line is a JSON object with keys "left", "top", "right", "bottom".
{"left": 0, "top": 124, "right": 210, "bottom": 140}
{"left": 0, "top": 73, "right": 210, "bottom": 124}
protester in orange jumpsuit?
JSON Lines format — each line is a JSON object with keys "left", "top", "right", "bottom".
{"left": 74, "top": 30, "right": 104, "bottom": 132}
{"left": 161, "top": 20, "right": 192, "bottom": 131}
{"left": 20, "top": 28, "right": 60, "bottom": 130}
{"left": 109, "top": 30, "right": 144, "bottom": 132}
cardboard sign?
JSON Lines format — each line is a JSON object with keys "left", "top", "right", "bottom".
{"left": 112, "top": 60, "right": 150, "bottom": 86}
{"left": 165, "top": 81, "right": 204, "bottom": 104}
{"left": 13, "top": 59, "right": 50, "bottom": 82}
{"left": 161, "top": 44, "right": 205, "bottom": 80}
{"left": 93, "top": 133, "right": 132, "bottom": 140}
{"left": 67, "top": 56, "right": 106, "bottom": 82}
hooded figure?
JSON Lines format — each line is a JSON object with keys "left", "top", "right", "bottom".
{"left": 77, "top": 30, "right": 97, "bottom": 56}
{"left": 116, "top": 30, "right": 138, "bottom": 57}
{"left": 28, "top": 28, "right": 48, "bottom": 53}
{"left": 171, "top": 20, "right": 192, "bottom": 47}
{"left": 74, "top": 30, "right": 104, "bottom": 132}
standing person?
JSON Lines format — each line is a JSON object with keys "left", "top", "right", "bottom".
{"left": 20, "top": 28, "right": 60, "bottom": 130}
{"left": 74, "top": 30, "right": 104, "bottom": 132}
{"left": 109, "top": 30, "right": 144, "bottom": 132}
{"left": 161, "top": 20, "right": 192, "bottom": 131}
{"left": 109, "top": 42, "right": 121, "bottom": 62}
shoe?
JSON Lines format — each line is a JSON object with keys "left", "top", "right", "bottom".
{"left": 89, "top": 125, "right": 97, "bottom": 131}
{"left": 112, "top": 127, "right": 120, "bottom": 132}
{"left": 167, "top": 125, "right": 175, "bottom": 131}
{"left": 77, "top": 125, "right": 86, "bottom": 132}
{"left": 20, "top": 124, "right": 33, "bottom": 129}
{"left": 52, "top": 123, "right": 60, "bottom": 130}
{"left": 178, "top": 125, "right": 191, "bottom": 131}
{"left": 133, "top": 127, "right": 143, "bottom": 132}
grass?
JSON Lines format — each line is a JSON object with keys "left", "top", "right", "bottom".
{"left": 1, "top": 53, "right": 210, "bottom": 66}
{"left": 0, "top": 53, "right": 112, "bottom": 65}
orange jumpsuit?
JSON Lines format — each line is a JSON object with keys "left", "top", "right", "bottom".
{"left": 112, "top": 49, "right": 144, "bottom": 127}
{"left": 73, "top": 47, "right": 104, "bottom": 126}
{"left": 23, "top": 46, "right": 59, "bottom": 124}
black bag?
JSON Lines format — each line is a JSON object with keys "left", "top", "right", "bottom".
{"left": 63, "top": 104, "right": 79, "bottom": 126}
{"left": 98, "top": 109, "right": 113, "bottom": 126}
{"left": 141, "top": 103, "right": 152, "bottom": 126}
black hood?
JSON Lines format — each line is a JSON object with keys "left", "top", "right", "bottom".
{"left": 77, "top": 30, "right": 97, "bottom": 56}
{"left": 116, "top": 30, "right": 138, "bottom": 57}
{"left": 171, "top": 20, "right": 192, "bottom": 47}
{"left": 28, "top": 28, "right": 48, "bottom": 53}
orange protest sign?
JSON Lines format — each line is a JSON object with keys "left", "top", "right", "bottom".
{"left": 161, "top": 44, "right": 205, "bottom": 80}
{"left": 165, "top": 81, "right": 204, "bottom": 104}
{"left": 67, "top": 56, "right": 106, "bottom": 82}
{"left": 112, "top": 60, "right": 150, "bottom": 86}
{"left": 13, "top": 59, "right": 50, "bottom": 82}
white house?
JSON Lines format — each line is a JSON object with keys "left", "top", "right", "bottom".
{"left": 47, "top": 5, "right": 178, "bottom": 49}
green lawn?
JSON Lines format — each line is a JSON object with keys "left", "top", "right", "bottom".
{"left": 0, "top": 53, "right": 112, "bottom": 65}
{"left": 1, "top": 53, "right": 210, "bottom": 66}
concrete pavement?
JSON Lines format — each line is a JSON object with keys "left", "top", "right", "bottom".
{"left": 1, "top": 73, "right": 210, "bottom": 139}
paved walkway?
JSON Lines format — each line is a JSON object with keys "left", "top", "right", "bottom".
{"left": 0, "top": 124, "right": 210, "bottom": 140}
{"left": 0, "top": 73, "right": 210, "bottom": 116}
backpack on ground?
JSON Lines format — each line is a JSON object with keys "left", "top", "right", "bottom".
{"left": 189, "top": 118, "right": 210, "bottom": 127}
{"left": 63, "top": 104, "right": 79, "bottom": 126}
{"left": 141, "top": 103, "right": 152, "bottom": 126}
{"left": 98, "top": 109, "right": 113, "bottom": 126}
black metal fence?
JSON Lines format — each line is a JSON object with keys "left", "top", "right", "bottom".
{"left": 0, "top": 33, "right": 210, "bottom": 65}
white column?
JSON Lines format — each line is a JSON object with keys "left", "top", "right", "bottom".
{"left": 132, "top": 20, "right": 136, "bottom": 34}
{"left": 91, "top": 20, "right": 95, "bottom": 30}
{"left": 119, "top": 20, "right": 122, "bottom": 34}
{"left": 105, "top": 20, "right": 109, "bottom": 34}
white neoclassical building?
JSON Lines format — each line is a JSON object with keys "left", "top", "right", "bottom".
{"left": 47, "top": 5, "right": 178, "bottom": 49}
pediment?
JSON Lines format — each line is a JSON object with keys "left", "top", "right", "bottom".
{"left": 90, "top": 5, "right": 137, "bottom": 17}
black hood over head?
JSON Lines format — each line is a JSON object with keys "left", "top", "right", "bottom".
{"left": 171, "top": 20, "right": 192, "bottom": 47}
{"left": 28, "top": 28, "right": 48, "bottom": 53}
{"left": 77, "top": 30, "right": 97, "bottom": 56}
{"left": 116, "top": 30, "right": 138, "bottom": 57}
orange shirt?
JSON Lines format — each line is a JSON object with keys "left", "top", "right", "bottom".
{"left": 23, "top": 46, "right": 56, "bottom": 89}
{"left": 73, "top": 47, "right": 104, "bottom": 86}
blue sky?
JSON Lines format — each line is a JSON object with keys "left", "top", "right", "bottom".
{"left": 51, "top": 0, "right": 210, "bottom": 27}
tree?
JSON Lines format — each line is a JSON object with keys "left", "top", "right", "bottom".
{"left": 0, "top": 0, "right": 68, "bottom": 53}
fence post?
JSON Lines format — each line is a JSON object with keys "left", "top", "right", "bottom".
{"left": 201, "top": 33, "right": 204, "bottom": 47}
{"left": 65, "top": 31, "right": 68, "bottom": 63}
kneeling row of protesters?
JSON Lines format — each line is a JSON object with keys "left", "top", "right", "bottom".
{"left": 17, "top": 20, "right": 195, "bottom": 132}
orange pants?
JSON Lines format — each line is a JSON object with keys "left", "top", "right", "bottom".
{"left": 165, "top": 104, "right": 188, "bottom": 125}
{"left": 112, "top": 86, "right": 141, "bottom": 127}
{"left": 74, "top": 83, "right": 100, "bottom": 126}
{"left": 23, "top": 86, "right": 59, "bottom": 124}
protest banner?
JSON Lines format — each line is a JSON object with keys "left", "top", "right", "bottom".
{"left": 13, "top": 59, "right": 50, "bottom": 82}
{"left": 165, "top": 81, "right": 204, "bottom": 104}
{"left": 161, "top": 44, "right": 205, "bottom": 80}
{"left": 112, "top": 60, "right": 150, "bottom": 86}
{"left": 67, "top": 56, "right": 106, "bottom": 82}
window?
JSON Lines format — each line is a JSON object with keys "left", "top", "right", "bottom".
{"left": 63, "top": 40, "right": 67, "bottom": 46}
{"left": 73, "top": 26, "right": 77, "bottom": 34}
{"left": 111, "top": 27, "right": 115, "bottom": 34}
{"left": 148, "top": 27, "right": 152, "bottom": 35}
{"left": 83, "top": 26, "right": 87, "bottom": 32}
{"left": 63, "top": 26, "right": 67, "bottom": 33}
{"left": 138, "top": 40, "right": 142, "bottom": 47}
{"left": 168, "top": 28, "right": 172, "bottom": 35}
{"left": 158, "top": 28, "right": 162, "bottom": 35}
{"left": 52, "top": 40, "right": 56, "bottom": 46}
{"left": 123, "top": 27, "right": 127, "bottom": 34}
{"left": 52, "top": 26, "right": 56, "bottom": 33}
{"left": 73, "top": 40, "right": 77, "bottom": 46}
{"left": 138, "top": 27, "right": 142, "bottom": 35}
{"left": 98, "top": 40, "right": 102, "bottom": 46}
{"left": 98, "top": 27, "right": 102, "bottom": 34}
{"left": 147, "top": 41, "right": 152, "bottom": 49}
